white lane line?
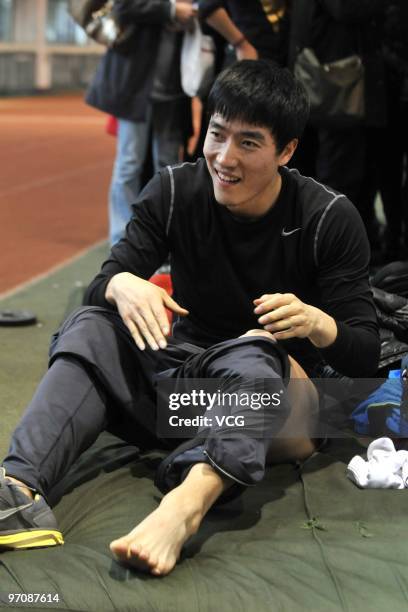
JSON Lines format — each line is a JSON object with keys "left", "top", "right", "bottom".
{"left": 0, "top": 239, "right": 108, "bottom": 301}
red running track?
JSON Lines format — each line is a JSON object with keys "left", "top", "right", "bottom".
{"left": 0, "top": 94, "right": 116, "bottom": 296}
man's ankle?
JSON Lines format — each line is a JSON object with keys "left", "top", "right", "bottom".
{"left": 178, "top": 462, "right": 227, "bottom": 518}
{"left": 5, "top": 476, "right": 35, "bottom": 500}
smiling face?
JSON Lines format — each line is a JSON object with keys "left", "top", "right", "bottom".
{"left": 203, "top": 114, "right": 297, "bottom": 218}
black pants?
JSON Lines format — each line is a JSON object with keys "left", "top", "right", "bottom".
{"left": 316, "top": 125, "right": 366, "bottom": 207}
{"left": 2, "top": 307, "right": 290, "bottom": 500}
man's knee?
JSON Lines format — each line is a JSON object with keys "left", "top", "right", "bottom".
{"left": 63, "top": 306, "right": 123, "bottom": 330}
{"left": 240, "top": 329, "right": 276, "bottom": 341}
{"left": 49, "top": 306, "right": 128, "bottom": 364}
{"left": 204, "top": 335, "right": 289, "bottom": 382}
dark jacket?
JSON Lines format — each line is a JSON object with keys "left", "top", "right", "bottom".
{"left": 289, "top": 0, "right": 387, "bottom": 127}
{"left": 383, "top": 1, "right": 408, "bottom": 82}
{"left": 86, "top": 0, "right": 173, "bottom": 122}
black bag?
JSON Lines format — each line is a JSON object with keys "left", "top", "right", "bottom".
{"left": 372, "top": 287, "right": 408, "bottom": 344}
{"left": 370, "top": 272, "right": 408, "bottom": 375}
{"left": 377, "top": 328, "right": 408, "bottom": 375}
{"left": 371, "top": 261, "right": 408, "bottom": 298}
{"left": 68, "top": 0, "right": 134, "bottom": 48}
{"left": 294, "top": 47, "right": 365, "bottom": 127}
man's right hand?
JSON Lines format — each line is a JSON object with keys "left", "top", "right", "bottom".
{"left": 235, "top": 39, "right": 258, "bottom": 61}
{"left": 105, "top": 272, "right": 189, "bottom": 351}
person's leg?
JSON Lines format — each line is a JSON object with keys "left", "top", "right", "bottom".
{"left": 239, "top": 329, "right": 319, "bottom": 464}
{"left": 109, "top": 117, "right": 150, "bottom": 245}
{"left": 376, "top": 79, "right": 405, "bottom": 260}
{"left": 2, "top": 357, "right": 112, "bottom": 497}
{"left": 156, "top": 332, "right": 305, "bottom": 490}
{"left": 3, "top": 306, "right": 182, "bottom": 495}
{"left": 0, "top": 354, "right": 112, "bottom": 550}
{"left": 353, "top": 129, "right": 383, "bottom": 258}
{"left": 0, "top": 306, "right": 189, "bottom": 550}
{"left": 265, "top": 355, "right": 319, "bottom": 463}
{"left": 151, "top": 130, "right": 182, "bottom": 173}
{"left": 111, "top": 331, "right": 319, "bottom": 575}
{"left": 110, "top": 462, "right": 228, "bottom": 576}
{"left": 316, "top": 125, "right": 366, "bottom": 205}
{"left": 151, "top": 99, "right": 185, "bottom": 173}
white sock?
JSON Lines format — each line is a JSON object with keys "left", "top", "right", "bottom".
{"left": 347, "top": 437, "right": 407, "bottom": 489}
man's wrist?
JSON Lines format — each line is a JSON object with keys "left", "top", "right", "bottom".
{"left": 231, "top": 35, "right": 246, "bottom": 49}
{"left": 105, "top": 275, "right": 119, "bottom": 305}
{"left": 309, "top": 308, "right": 338, "bottom": 349}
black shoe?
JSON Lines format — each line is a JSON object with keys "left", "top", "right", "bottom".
{"left": 0, "top": 468, "right": 63, "bottom": 550}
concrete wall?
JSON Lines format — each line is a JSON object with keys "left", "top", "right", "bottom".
{"left": 0, "top": 52, "right": 36, "bottom": 92}
{"left": 0, "top": 0, "right": 103, "bottom": 94}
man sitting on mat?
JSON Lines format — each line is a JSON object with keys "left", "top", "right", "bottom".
{"left": 0, "top": 60, "right": 379, "bottom": 576}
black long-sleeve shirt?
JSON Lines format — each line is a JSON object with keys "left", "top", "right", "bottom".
{"left": 84, "top": 159, "right": 380, "bottom": 377}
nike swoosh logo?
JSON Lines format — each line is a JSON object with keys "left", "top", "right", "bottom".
{"left": 281, "top": 227, "right": 301, "bottom": 237}
{"left": 0, "top": 502, "right": 33, "bottom": 520}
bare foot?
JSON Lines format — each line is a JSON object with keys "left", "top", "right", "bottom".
{"left": 110, "top": 486, "right": 202, "bottom": 576}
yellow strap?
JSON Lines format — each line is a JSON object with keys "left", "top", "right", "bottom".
{"left": 0, "top": 529, "right": 64, "bottom": 549}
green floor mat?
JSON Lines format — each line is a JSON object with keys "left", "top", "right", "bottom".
{"left": 1, "top": 245, "right": 408, "bottom": 611}
{"left": 0, "top": 242, "right": 109, "bottom": 456}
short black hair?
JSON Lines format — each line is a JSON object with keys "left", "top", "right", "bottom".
{"left": 207, "top": 60, "right": 310, "bottom": 153}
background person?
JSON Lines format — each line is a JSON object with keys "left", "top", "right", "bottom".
{"left": 86, "top": 0, "right": 196, "bottom": 245}
{"left": 199, "top": 0, "right": 290, "bottom": 66}
{"left": 288, "top": 0, "right": 387, "bottom": 253}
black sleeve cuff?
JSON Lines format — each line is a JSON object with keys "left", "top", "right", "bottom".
{"left": 83, "top": 276, "right": 116, "bottom": 310}
{"left": 319, "top": 320, "right": 380, "bottom": 377}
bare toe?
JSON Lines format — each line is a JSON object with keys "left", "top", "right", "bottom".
{"left": 154, "top": 559, "right": 172, "bottom": 576}
{"left": 130, "top": 544, "right": 150, "bottom": 563}
{"left": 110, "top": 539, "right": 129, "bottom": 560}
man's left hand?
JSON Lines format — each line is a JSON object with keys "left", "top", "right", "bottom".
{"left": 253, "top": 293, "right": 337, "bottom": 348}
